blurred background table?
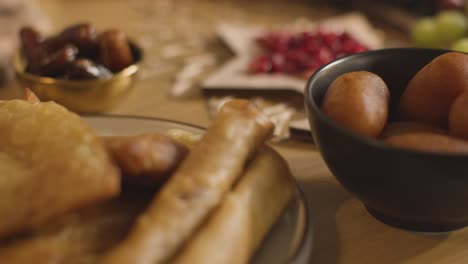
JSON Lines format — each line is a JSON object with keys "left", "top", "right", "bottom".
{"left": 3, "top": 1, "right": 468, "bottom": 263}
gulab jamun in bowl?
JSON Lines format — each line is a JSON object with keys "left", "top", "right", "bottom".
{"left": 305, "top": 48, "right": 468, "bottom": 232}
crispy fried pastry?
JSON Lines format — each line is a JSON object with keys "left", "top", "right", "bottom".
{"left": 102, "top": 99, "right": 274, "bottom": 264}
{"left": 173, "top": 146, "right": 294, "bottom": 264}
{"left": 0, "top": 231, "right": 67, "bottom": 264}
{"left": 102, "top": 134, "right": 189, "bottom": 187}
{"left": 0, "top": 100, "right": 120, "bottom": 238}
{"left": 166, "top": 129, "right": 201, "bottom": 149}
{"left": 0, "top": 188, "right": 153, "bottom": 264}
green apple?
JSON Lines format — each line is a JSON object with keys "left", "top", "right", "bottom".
{"left": 435, "top": 11, "right": 467, "bottom": 44}
{"left": 451, "top": 38, "right": 468, "bottom": 52}
{"left": 411, "top": 18, "right": 441, "bottom": 48}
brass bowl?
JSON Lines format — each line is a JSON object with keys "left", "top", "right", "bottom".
{"left": 12, "top": 42, "right": 143, "bottom": 113}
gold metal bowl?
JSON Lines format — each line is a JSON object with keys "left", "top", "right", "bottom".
{"left": 12, "top": 42, "right": 142, "bottom": 113}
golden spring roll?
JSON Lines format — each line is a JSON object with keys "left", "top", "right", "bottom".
{"left": 102, "top": 99, "right": 274, "bottom": 264}
{"left": 172, "top": 147, "right": 294, "bottom": 264}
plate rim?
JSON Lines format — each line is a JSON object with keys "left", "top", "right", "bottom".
{"left": 82, "top": 113, "right": 207, "bottom": 131}
{"left": 290, "top": 186, "right": 313, "bottom": 264}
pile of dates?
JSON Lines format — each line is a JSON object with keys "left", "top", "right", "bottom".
{"left": 19, "top": 23, "right": 135, "bottom": 80}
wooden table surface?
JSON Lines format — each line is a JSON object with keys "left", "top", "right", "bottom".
{"left": 3, "top": 1, "right": 468, "bottom": 263}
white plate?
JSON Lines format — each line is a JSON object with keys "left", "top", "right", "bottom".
{"left": 202, "top": 12, "right": 384, "bottom": 94}
{"left": 83, "top": 115, "right": 313, "bottom": 264}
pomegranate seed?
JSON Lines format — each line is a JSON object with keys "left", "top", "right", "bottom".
{"left": 270, "top": 53, "right": 285, "bottom": 72}
{"left": 250, "top": 29, "right": 369, "bottom": 74}
{"left": 317, "top": 47, "right": 335, "bottom": 64}
{"left": 249, "top": 55, "right": 273, "bottom": 73}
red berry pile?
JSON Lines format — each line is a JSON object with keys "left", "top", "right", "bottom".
{"left": 248, "top": 30, "right": 369, "bottom": 76}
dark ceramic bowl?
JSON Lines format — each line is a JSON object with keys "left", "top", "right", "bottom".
{"left": 305, "top": 48, "right": 468, "bottom": 232}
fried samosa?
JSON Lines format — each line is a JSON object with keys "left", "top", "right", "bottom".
{"left": 0, "top": 100, "right": 120, "bottom": 238}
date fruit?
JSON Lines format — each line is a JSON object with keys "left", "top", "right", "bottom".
{"left": 99, "top": 29, "right": 134, "bottom": 73}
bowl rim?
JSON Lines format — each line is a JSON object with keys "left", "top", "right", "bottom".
{"left": 305, "top": 47, "right": 468, "bottom": 158}
{"left": 13, "top": 40, "right": 142, "bottom": 85}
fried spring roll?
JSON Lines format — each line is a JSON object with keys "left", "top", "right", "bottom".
{"left": 173, "top": 146, "right": 294, "bottom": 264}
{"left": 102, "top": 134, "right": 189, "bottom": 186}
{"left": 102, "top": 99, "right": 274, "bottom": 264}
